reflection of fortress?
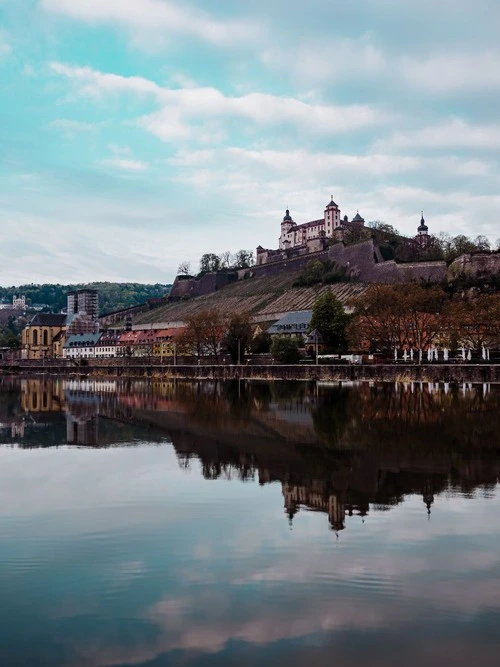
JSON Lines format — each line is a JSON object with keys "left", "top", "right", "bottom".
{"left": 5, "top": 378, "right": 500, "bottom": 533}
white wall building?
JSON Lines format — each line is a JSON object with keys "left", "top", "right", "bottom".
{"left": 278, "top": 197, "right": 364, "bottom": 250}
{"left": 63, "top": 333, "right": 102, "bottom": 359}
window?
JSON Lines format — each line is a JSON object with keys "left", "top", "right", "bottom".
{"left": 43, "top": 330, "right": 48, "bottom": 346}
{"left": 33, "top": 330, "right": 38, "bottom": 346}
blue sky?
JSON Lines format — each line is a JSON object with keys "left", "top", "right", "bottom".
{"left": 1, "top": 0, "right": 500, "bottom": 284}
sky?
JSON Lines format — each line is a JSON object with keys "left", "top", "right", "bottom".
{"left": 1, "top": 0, "right": 500, "bottom": 285}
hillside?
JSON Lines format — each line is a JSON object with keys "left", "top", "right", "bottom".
{"left": 0, "top": 282, "right": 171, "bottom": 315}
{"left": 134, "top": 270, "right": 367, "bottom": 325}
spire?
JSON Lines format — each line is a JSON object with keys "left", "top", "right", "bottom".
{"left": 283, "top": 208, "right": 292, "bottom": 223}
{"left": 418, "top": 210, "right": 428, "bottom": 233}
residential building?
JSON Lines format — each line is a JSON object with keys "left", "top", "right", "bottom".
{"left": 94, "top": 332, "right": 120, "bottom": 358}
{"left": 63, "top": 333, "right": 102, "bottom": 359}
{"left": 267, "top": 311, "right": 312, "bottom": 338}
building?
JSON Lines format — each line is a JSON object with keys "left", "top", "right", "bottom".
{"left": 12, "top": 295, "right": 26, "bottom": 310}
{"left": 267, "top": 311, "right": 312, "bottom": 338}
{"left": 94, "top": 332, "right": 120, "bottom": 358}
{"left": 63, "top": 333, "right": 102, "bottom": 359}
{"left": 66, "top": 289, "right": 99, "bottom": 334}
{"left": 21, "top": 313, "right": 66, "bottom": 360}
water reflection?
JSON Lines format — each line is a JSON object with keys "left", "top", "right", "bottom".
{"left": 1, "top": 377, "right": 500, "bottom": 666}
{"left": 1, "top": 376, "right": 500, "bottom": 533}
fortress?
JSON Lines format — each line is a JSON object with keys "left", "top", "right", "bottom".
{"left": 256, "top": 196, "right": 429, "bottom": 266}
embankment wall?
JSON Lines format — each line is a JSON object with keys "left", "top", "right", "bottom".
{"left": 4, "top": 362, "right": 500, "bottom": 383}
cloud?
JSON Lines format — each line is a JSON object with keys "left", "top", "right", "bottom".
{"left": 50, "top": 62, "right": 390, "bottom": 141}
{"left": 100, "top": 158, "right": 148, "bottom": 172}
{"left": 262, "top": 34, "right": 387, "bottom": 85}
{"left": 399, "top": 51, "right": 500, "bottom": 93}
{"left": 377, "top": 118, "right": 500, "bottom": 151}
{"left": 41, "top": 0, "right": 263, "bottom": 48}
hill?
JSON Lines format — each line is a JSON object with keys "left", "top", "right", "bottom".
{"left": 0, "top": 282, "right": 171, "bottom": 315}
{"left": 133, "top": 270, "right": 367, "bottom": 325}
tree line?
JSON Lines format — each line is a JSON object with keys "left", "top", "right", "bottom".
{"left": 0, "top": 282, "right": 171, "bottom": 315}
{"left": 178, "top": 250, "right": 255, "bottom": 277}
{"left": 342, "top": 222, "right": 499, "bottom": 263}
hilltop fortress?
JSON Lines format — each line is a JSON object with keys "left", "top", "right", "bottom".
{"left": 164, "top": 195, "right": 500, "bottom": 305}
{"left": 256, "top": 196, "right": 430, "bottom": 268}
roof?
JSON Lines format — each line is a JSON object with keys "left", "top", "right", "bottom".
{"left": 283, "top": 209, "right": 293, "bottom": 222}
{"left": 268, "top": 310, "right": 312, "bottom": 335}
{"left": 418, "top": 215, "right": 428, "bottom": 231}
{"left": 351, "top": 212, "right": 365, "bottom": 223}
{"left": 326, "top": 198, "right": 338, "bottom": 208}
{"left": 29, "top": 313, "right": 66, "bottom": 327}
{"left": 64, "top": 333, "right": 102, "bottom": 348}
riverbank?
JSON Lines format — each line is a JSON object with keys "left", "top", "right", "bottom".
{"left": 2, "top": 362, "right": 500, "bottom": 383}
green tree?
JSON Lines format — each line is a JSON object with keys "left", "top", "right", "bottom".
{"left": 271, "top": 336, "right": 302, "bottom": 363}
{"left": 224, "top": 313, "right": 252, "bottom": 363}
{"left": 199, "top": 253, "right": 221, "bottom": 274}
{"left": 310, "top": 291, "right": 349, "bottom": 353}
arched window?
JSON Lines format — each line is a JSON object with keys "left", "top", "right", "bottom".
{"left": 43, "top": 329, "right": 48, "bottom": 346}
{"left": 33, "top": 330, "right": 38, "bottom": 346}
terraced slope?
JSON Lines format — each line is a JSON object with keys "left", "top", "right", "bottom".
{"left": 134, "top": 271, "right": 368, "bottom": 325}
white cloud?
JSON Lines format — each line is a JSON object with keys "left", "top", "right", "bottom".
{"left": 262, "top": 34, "right": 387, "bottom": 84}
{"left": 41, "top": 0, "right": 263, "bottom": 48}
{"left": 100, "top": 158, "right": 148, "bottom": 172}
{"left": 400, "top": 51, "right": 500, "bottom": 93}
{"left": 377, "top": 118, "right": 500, "bottom": 151}
{"left": 51, "top": 61, "right": 390, "bottom": 140}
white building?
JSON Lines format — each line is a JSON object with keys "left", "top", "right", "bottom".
{"left": 12, "top": 295, "right": 26, "bottom": 309}
{"left": 94, "top": 333, "right": 120, "bottom": 358}
{"left": 278, "top": 197, "right": 365, "bottom": 251}
{"left": 63, "top": 333, "right": 102, "bottom": 359}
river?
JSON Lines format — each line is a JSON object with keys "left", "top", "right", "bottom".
{"left": 1, "top": 377, "right": 499, "bottom": 666}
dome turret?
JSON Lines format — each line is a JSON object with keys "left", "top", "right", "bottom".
{"left": 418, "top": 212, "right": 428, "bottom": 234}
{"left": 282, "top": 208, "right": 292, "bottom": 222}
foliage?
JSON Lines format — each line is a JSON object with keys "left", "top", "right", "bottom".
{"left": 293, "top": 259, "right": 350, "bottom": 287}
{"left": 250, "top": 330, "right": 272, "bottom": 354}
{"left": 442, "top": 294, "right": 500, "bottom": 349}
{"left": 349, "top": 284, "right": 448, "bottom": 354}
{"left": 180, "top": 308, "right": 226, "bottom": 362}
{"left": 0, "top": 283, "right": 170, "bottom": 315}
{"left": 195, "top": 250, "right": 255, "bottom": 277}
{"left": 310, "top": 291, "right": 349, "bottom": 353}
{"left": 271, "top": 336, "right": 302, "bottom": 364}
{"left": 223, "top": 313, "right": 252, "bottom": 363}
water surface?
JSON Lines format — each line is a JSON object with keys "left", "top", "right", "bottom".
{"left": 1, "top": 377, "right": 500, "bottom": 666}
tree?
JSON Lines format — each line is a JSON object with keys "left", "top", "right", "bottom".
{"left": 250, "top": 330, "right": 272, "bottom": 354}
{"left": 443, "top": 294, "right": 500, "bottom": 349}
{"left": 271, "top": 336, "right": 301, "bottom": 363}
{"left": 234, "top": 250, "right": 255, "bottom": 269}
{"left": 349, "top": 284, "right": 448, "bottom": 354}
{"left": 224, "top": 313, "right": 252, "bottom": 363}
{"left": 199, "top": 253, "right": 221, "bottom": 274}
{"left": 177, "top": 261, "right": 191, "bottom": 276}
{"left": 219, "top": 251, "right": 235, "bottom": 270}
{"left": 310, "top": 291, "right": 349, "bottom": 353}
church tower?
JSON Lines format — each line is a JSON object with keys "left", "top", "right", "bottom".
{"left": 324, "top": 196, "right": 341, "bottom": 232}
{"left": 417, "top": 212, "right": 429, "bottom": 237}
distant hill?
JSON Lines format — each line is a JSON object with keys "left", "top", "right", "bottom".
{"left": 0, "top": 282, "right": 171, "bottom": 315}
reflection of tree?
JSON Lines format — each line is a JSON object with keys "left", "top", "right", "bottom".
{"left": 311, "top": 387, "right": 351, "bottom": 446}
